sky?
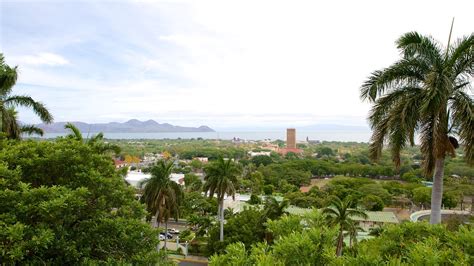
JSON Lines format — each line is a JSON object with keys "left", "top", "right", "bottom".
{"left": 1, "top": 0, "right": 473, "bottom": 130}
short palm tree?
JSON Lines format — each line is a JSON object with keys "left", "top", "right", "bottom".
{"left": 64, "top": 122, "right": 120, "bottom": 154}
{"left": 263, "top": 196, "right": 289, "bottom": 220}
{"left": 344, "top": 220, "right": 364, "bottom": 248}
{"left": 0, "top": 54, "right": 53, "bottom": 139}
{"left": 203, "top": 157, "right": 241, "bottom": 242}
{"left": 361, "top": 29, "right": 473, "bottom": 224}
{"left": 322, "top": 196, "right": 367, "bottom": 256}
{"left": 140, "top": 160, "right": 183, "bottom": 250}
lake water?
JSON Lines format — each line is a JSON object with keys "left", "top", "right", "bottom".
{"left": 40, "top": 130, "right": 372, "bottom": 142}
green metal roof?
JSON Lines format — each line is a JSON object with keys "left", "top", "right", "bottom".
{"left": 286, "top": 206, "right": 312, "bottom": 215}
{"left": 352, "top": 211, "right": 399, "bottom": 224}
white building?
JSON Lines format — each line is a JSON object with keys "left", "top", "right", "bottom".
{"left": 248, "top": 151, "right": 271, "bottom": 157}
{"left": 194, "top": 157, "right": 209, "bottom": 163}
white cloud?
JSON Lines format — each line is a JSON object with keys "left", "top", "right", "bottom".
{"left": 4, "top": 0, "right": 474, "bottom": 128}
{"left": 14, "top": 53, "right": 69, "bottom": 66}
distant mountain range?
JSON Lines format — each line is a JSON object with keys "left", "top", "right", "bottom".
{"left": 37, "top": 119, "right": 215, "bottom": 133}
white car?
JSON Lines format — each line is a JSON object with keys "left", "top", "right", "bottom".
{"left": 159, "top": 234, "right": 165, "bottom": 241}
{"left": 168, "top": 228, "right": 180, "bottom": 234}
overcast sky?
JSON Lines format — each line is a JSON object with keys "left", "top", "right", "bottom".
{"left": 1, "top": 0, "right": 473, "bottom": 129}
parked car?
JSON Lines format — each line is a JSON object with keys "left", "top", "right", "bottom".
{"left": 168, "top": 228, "right": 180, "bottom": 234}
{"left": 160, "top": 232, "right": 173, "bottom": 239}
{"left": 159, "top": 234, "right": 165, "bottom": 241}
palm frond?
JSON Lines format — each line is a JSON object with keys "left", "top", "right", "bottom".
{"left": 447, "top": 34, "right": 474, "bottom": 78}
{"left": 361, "top": 59, "right": 427, "bottom": 102}
{"left": 396, "top": 32, "right": 443, "bottom": 64}
{"left": 64, "top": 122, "right": 83, "bottom": 141}
{"left": 21, "top": 125, "right": 44, "bottom": 136}
{"left": 2, "top": 108, "right": 21, "bottom": 140}
{"left": 450, "top": 91, "right": 474, "bottom": 164}
{"left": 5, "top": 95, "right": 53, "bottom": 123}
{"left": 0, "top": 54, "right": 18, "bottom": 95}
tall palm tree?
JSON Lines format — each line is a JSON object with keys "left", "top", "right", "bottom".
{"left": 322, "top": 196, "right": 367, "bottom": 256}
{"left": 64, "top": 122, "right": 120, "bottom": 154}
{"left": 140, "top": 160, "right": 183, "bottom": 250}
{"left": 203, "top": 157, "right": 241, "bottom": 242}
{"left": 360, "top": 28, "right": 473, "bottom": 224}
{"left": 0, "top": 54, "right": 53, "bottom": 139}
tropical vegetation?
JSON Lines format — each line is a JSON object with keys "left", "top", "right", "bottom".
{"left": 361, "top": 30, "right": 474, "bottom": 223}
{"left": 0, "top": 54, "right": 53, "bottom": 139}
{"left": 139, "top": 160, "right": 183, "bottom": 249}
{"left": 203, "top": 157, "right": 241, "bottom": 242}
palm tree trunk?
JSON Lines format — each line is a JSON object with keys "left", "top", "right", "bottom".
{"left": 349, "top": 234, "right": 353, "bottom": 248}
{"left": 154, "top": 210, "right": 160, "bottom": 228}
{"left": 219, "top": 199, "right": 224, "bottom": 242}
{"left": 164, "top": 220, "right": 168, "bottom": 250}
{"left": 336, "top": 229, "right": 344, "bottom": 256}
{"left": 430, "top": 158, "right": 445, "bottom": 224}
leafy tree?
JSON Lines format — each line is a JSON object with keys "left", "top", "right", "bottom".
{"left": 265, "top": 215, "right": 304, "bottom": 240}
{"left": 285, "top": 191, "right": 322, "bottom": 208}
{"left": 210, "top": 225, "right": 339, "bottom": 265}
{"left": 189, "top": 159, "right": 203, "bottom": 170}
{"left": 360, "top": 194, "right": 385, "bottom": 211}
{"left": 207, "top": 208, "right": 266, "bottom": 255}
{"left": 412, "top": 187, "right": 432, "bottom": 208}
{"left": 316, "top": 146, "right": 334, "bottom": 157}
{"left": 0, "top": 139, "right": 161, "bottom": 264}
{"left": 401, "top": 171, "right": 420, "bottom": 182}
{"left": 203, "top": 157, "right": 241, "bottom": 242}
{"left": 361, "top": 30, "right": 474, "bottom": 223}
{"left": 248, "top": 194, "right": 262, "bottom": 205}
{"left": 442, "top": 190, "right": 460, "bottom": 209}
{"left": 271, "top": 227, "right": 338, "bottom": 265}
{"left": 344, "top": 222, "right": 474, "bottom": 265}
{"left": 251, "top": 155, "right": 273, "bottom": 166}
{"left": 187, "top": 215, "right": 213, "bottom": 238}
{"left": 358, "top": 183, "right": 392, "bottom": 204}
{"left": 263, "top": 184, "right": 274, "bottom": 195}
{"left": 140, "top": 160, "right": 183, "bottom": 249}
{"left": 323, "top": 196, "right": 368, "bottom": 256}
{"left": 209, "top": 242, "right": 281, "bottom": 266}
{"left": 0, "top": 54, "right": 53, "bottom": 139}
{"left": 180, "top": 191, "right": 216, "bottom": 218}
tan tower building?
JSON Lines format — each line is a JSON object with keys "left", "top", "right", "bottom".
{"left": 286, "top": 128, "right": 296, "bottom": 149}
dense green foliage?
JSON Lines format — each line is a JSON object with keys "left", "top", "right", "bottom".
{"left": 0, "top": 139, "right": 163, "bottom": 264}
{"left": 210, "top": 213, "right": 474, "bottom": 265}
{"left": 207, "top": 208, "right": 267, "bottom": 255}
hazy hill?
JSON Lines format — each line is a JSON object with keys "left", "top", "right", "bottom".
{"left": 37, "top": 119, "right": 215, "bottom": 133}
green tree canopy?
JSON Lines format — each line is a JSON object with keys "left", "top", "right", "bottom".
{"left": 0, "top": 139, "right": 161, "bottom": 264}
